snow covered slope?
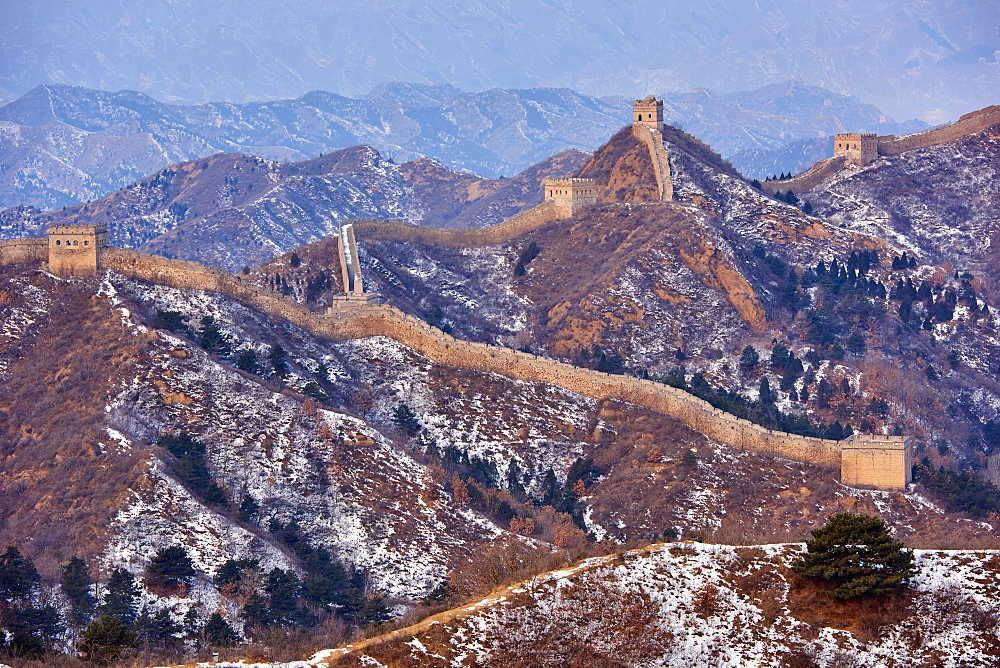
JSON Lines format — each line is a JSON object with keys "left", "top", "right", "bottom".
{"left": 325, "top": 542, "right": 1000, "bottom": 667}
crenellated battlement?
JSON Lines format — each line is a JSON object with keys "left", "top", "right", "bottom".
{"left": 47, "top": 223, "right": 108, "bottom": 277}
{"left": 543, "top": 178, "right": 600, "bottom": 217}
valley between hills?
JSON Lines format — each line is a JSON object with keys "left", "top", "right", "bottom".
{"left": 0, "top": 99, "right": 999, "bottom": 667}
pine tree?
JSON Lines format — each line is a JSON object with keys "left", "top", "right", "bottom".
{"left": 203, "top": 612, "right": 240, "bottom": 647}
{"left": 758, "top": 376, "right": 774, "bottom": 405}
{"left": 79, "top": 615, "right": 138, "bottom": 665}
{"left": 792, "top": 513, "right": 916, "bottom": 599}
{"left": 392, "top": 404, "right": 421, "bottom": 435}
{"left": 102, "top": 568, "right": 140, "bottom": 625}
{"left": 0, "top": 546, "right": 40, "bottom": 602}
{"left": 268, "top": 344, "right": 288, "bottom": 375}
{"left": 238, "top": 494, "right": 261, "bottom": 523}
{"left": 146, "top": 546, "right": 196, "bottom": 591}
{"left": 739, "top": 345, "right": 759, "bottom": 369}
{"left": 61, "top": 556, "right": 96, "bottom": 625}
{"left": 197, "top": 316, "right": 231, "bottom": 356}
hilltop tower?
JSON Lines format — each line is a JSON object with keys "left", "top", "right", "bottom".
{"left": 48, "top": 224, "right": 108, "bottom": 277}
{"left": 543, "top": 178, "right": 599, "bottom": 218}
{"left": 834, "top": 133, "right": 883, "bottom": 166}
{"left": 633, "top": 97, "right": 664, "bottom": 133}
{"left": 631, "top": 97, "right": 673, "bottom": 201}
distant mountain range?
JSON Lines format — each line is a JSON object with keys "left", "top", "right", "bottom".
{"left": 0, "top": 144, "right": 588, "bottom": 271}
{"left": 1, "top": 0, "right": 995, "bottom": 122}
{"left": 0, "top": 81, "right": 927, "bottom": 211}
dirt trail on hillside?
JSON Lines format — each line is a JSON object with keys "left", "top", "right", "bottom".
{"left": 313, "top": 556, "right": 611, "bottom": 664}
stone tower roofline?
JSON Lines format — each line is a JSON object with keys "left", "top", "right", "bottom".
{"left": 542, "top": 177, "right": 599, "bottom": 218}
{"left": 633, "top": 96, "right": 664, "bottom": 133}
{"left": 47, "top": 223, "right": 108, "bottom": 277}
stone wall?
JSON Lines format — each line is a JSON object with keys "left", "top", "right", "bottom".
{"left": 1, "top": 240, "right": 908, "bottom": 489}
{"left": 878, "top": 105, "right": 1000, "bottom": 157}
{"left": 762, "top": 155, "right": 848, "bottom": 194}
{"left": 0, "top": 238, "right": 46, "bottom": 266}
{"left": 354, "top": 200, "right": 560, "bottom": 247}
{"left": 632, "top": 124, "right": 673, "bottom": 201}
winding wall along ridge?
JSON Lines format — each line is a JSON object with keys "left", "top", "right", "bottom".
{"left": 0, "top": 241, "right": 905, "bottom": 488}
{"left": 96, "top": 248, "right": 843, "bottom": 469}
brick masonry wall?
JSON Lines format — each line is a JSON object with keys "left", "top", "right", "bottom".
{"left": 878, "top": 106, "right": 1000, "bottom": 156}
{"left": 354, "top": 201, "right": 559, "bottom": 247}
{"left": 0, "top": 238, "right": 47, "bottom": 266}
{"left": 632, "top": 124, "right": 673, "bottom": 201}
{"left": 98, "top": 247, "right": 848, "bottom": 470}
{"left": 3, "top": 239, "right": 909, "bottom": 488}
{"left": 762, "top": 156, "right": 848, "bottom": 194}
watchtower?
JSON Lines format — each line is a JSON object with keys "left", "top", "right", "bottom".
{"left": 48, "top": 224, "right": 108, "bottom": 277}
{"left": 633, "top": 97, "right": 664, "bottom": 133}
{"left": 840, "top": 435, "right": 912, "bottom": 491}
{"left": 834, "top": 133, "right": 880, "bottom": 166}
{"left": 543, "top": 178, "right": 599, "bottom": 218}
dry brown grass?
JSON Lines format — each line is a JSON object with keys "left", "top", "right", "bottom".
{"left": 0, "top": 273, "right": 148, "bottom": 577}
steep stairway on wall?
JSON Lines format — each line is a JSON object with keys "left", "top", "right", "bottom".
{"left": 633, "top": 125, "right": 673, "bottom": 201}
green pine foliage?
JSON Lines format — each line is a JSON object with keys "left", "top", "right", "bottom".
{"left": 392, "top": 404, "right": 421, "bottom": 435}
{"left": 78, "top": 615, "right": 138, "bottom": 665}
{"left": 792, "top": 513, "right": 916, "bottom": 599}
{"left": 61, "top": 556, "right": 96, "bottom": 625}
{"left": 152, "top": 310, "right": 191, "bottom": 337}
{"left": 101, "top": 568, "right": 141, "bottom": 626}
{"left": 203, "top": 612, "right": 241, "bottom": 647}
{"left": 197, "top": 315, "right": 231, "bottom": 356}
{"left": 238, "top": 494, "right": 261, "bottom": 523}
{"left": 145, "top": 546, "right": 196, "bottom": 590}
{"left": 268, "top": 343, "right": 289, "bottom": 375}
{"left": 913, "top": 459, "right": 1000, "bottom": 518}
{"left": 157, "top": 431, "right": 228, "bottom": 503}
{"left": 0, "top": 546, "right": 40, "bottom": 602}
{"left": 235, "top": 348, "right": 265, "bottom": 376}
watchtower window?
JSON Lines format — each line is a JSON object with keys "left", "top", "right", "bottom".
{"left": 638, "top": 114, "right": 643, "bottom": 120}
{"left": 55, "top": 240, "right": 61, "bottom": 245}
{"left": 84, "top": 240, "right": 89, "bottom": 246}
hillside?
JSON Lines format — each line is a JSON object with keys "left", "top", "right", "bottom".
{"left": 324, "top": 542, "right": 1000, "bottom": 667}
{"left": 251, "top": 120, "right": 1000, "bottom": 488}
{"left": 0, "top": 82, "right": 928, "bottom": 211}
{"left": 0, "top": 146, "right": 588, "bottom": 271}
{"left": 802, "top": 122, "right": 1000, "bottom": 301}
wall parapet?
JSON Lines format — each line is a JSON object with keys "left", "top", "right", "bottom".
{"left": 2, "top": 231, "right": 908, "bottom": 490}
{"left": 353, "top": 200, "right": 560, "bottom": 248}
{"left": 0, "top": 238, "right": 47, "bottom": 266}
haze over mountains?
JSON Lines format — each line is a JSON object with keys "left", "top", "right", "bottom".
{"left": 2, "top": 0, "right": 996, "bottom": 124}
{"left": 0, "top": 81, "right": 927, "bottom": 211}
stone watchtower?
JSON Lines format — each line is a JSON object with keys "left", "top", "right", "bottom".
{"left": 834, "top": 133, "right": 880, "bottom": 166}
{"left": 48, "top": 224, "right": 108, "bottom": 277}
{"left": 543, "top": 178, "right": 599, "bottom": 218}
{"left": 631, "top": 97, "right": 673, "bottom": 201}
{"left": 633, "top": 96, "right": 664, "bottom": 133}
{"left": 840, "top": 435, "right": 913, "bottom": 491}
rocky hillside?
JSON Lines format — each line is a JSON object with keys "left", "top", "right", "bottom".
{"left": 0, "top": 82, "right": 926, "bottom": 211}
{"left": 2, "top": 241, "right": 997, "bottom": 640}
{"left": 255, "top": 121, "right": 1000, "bottom": 488}
{"left": 0, "top": 146, "right": 588, "bottom": 271}
{"left": 802, "top": 122, "right": 1000, "bottom": 301}
{"left": 326, "top": 542, "right": 1000, "bottom": 667}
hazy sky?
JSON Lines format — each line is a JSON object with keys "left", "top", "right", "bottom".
{"left": 1, "top": 0, "right": 997, "bottom": 121}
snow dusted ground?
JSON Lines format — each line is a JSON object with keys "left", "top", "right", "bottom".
{"left": 329, "top": 542, "right": 1000, "bottom": 668}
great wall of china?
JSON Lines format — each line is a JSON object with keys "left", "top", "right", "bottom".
{"left": 17, "top": 96, "right": 997, "bottom": 492}
{"left": 763, "top": 104, "right": 1000, "bottom": 194}
{"left": 0, "top": 219, "right": 911, "bottom": 492}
